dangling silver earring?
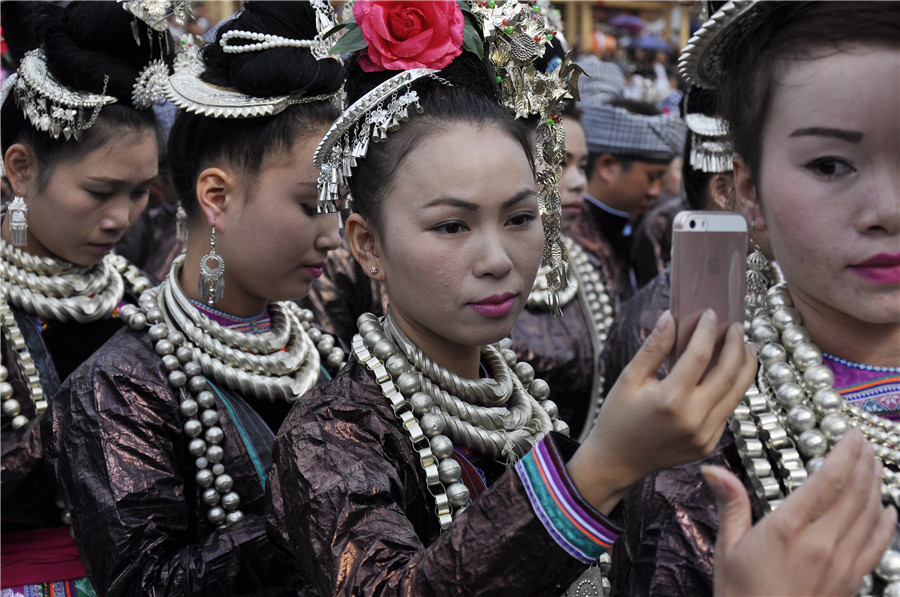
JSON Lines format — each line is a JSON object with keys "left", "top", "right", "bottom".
{"left": 199, "top": 224, "right": 225, "bottom": 306}
{"left": 745, "top": 241, "right": 770, "bottom": 314}
{"left": 175, "top": 203, "right": 189, "bottom": 243}
{"left": 8, "top": 193, "right": 28, "bottom": 246}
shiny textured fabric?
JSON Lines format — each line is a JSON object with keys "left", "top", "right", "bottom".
{"left": 46, "top": 327, "right": 299, "bottom": 596}
{"left": 599, "top": 269, "right": 671, "bottom": 398}
{"left": 598, "top": 270, "right": 765, "bottom": 596}
{"left": 300, "top": 242, "right": 388, "bottom": 349}
{"left": 630, "top": 196, "right": 686, "bottom": 290}
{"left": 611, "top": 431, "right": 764, "bottom": 596}
{"left": 509, "top": 298, "right": 595, "bottom": 438}
{"left": 2, "top": 307, "right": 126, "bottom": 533}
{"left": 567, "top": 201, "right": 634, "bottom": 313}
{"left": 267, "top": 358, "right": 591, "bottom": 597}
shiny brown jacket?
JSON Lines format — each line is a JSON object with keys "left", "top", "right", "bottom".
{"left": 46, "top": 326, "right": 299, "bottom": 596}
{"left": 266, "top": 357, "right": 593, "bottom": 596}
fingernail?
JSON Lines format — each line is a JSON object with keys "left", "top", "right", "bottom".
{"left": 701, "top": 465, "right": 727, "bottom": 499}
{"left": 655, "top": 310, "right": 672, "bottom": 332}
{"left": 705, "top": 308, "right": 718, "bottom": 323}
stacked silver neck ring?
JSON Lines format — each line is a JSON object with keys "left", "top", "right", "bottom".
{"left": 0, "top": 238, "right": 151, "bottom": 537}
{"left": 353, "top": 311, "right": 565, "bottom": 530}
{"left": 116, "top": 255, "right": 345, "bottom": 528}
{"left": 735, "top": 278, "right": 900, "bottom": 595}
{"left": 0, "top": 239, "right": 151, "bottom": 428}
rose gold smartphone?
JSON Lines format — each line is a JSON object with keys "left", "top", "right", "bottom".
{"left": 669, "top": 211, "right": 748, "bottom": 371}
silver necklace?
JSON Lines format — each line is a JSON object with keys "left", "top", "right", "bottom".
{"left": 0, "top": 239, "right": 152, "bottom": 428}
{"left": 353, "top": 311, "right": 565, "bottom": 530}
{"left": 735, "top": 262, "right": 900, "bottom": 595}
{"left": 116, "top": 255, "right": 346, "bottom": 527}
{"left": 526, "top": 239, "right": 613, "bottom": 442}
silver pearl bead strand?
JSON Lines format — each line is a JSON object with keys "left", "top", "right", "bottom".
{"left": 120, "top": 291, "right": 245, "bottom": 528}
{"left": 737, "top": 282, "right": 900, "bottom": 596}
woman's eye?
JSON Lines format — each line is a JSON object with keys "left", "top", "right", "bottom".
{"left": 508, "top": 212, "right": 536, "bottom": 227}
{"left": 434, "top": 221, "right": 467, "bottom": 235}
{"left": 806, "top": 157, "right": 853, "bottom": 178}
{"left": 131, "top": 188, "right": 151, "bottom": 201}
{"left": 87, "top": 190, "right": 113, "bottom": 200}
{"left": 301, "top": 204, "right": 318, "bottom": 217}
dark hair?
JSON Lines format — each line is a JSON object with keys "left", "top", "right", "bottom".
{"left": 1, "top": 1, "right": 166, "bottom": 191}
{"left": 718, "top": 2, "right": 900, "bottom": 184}
{"left": 167, "top": 1, "right": 344, "bottom": 220}
{"left": 345, "top": 52, "right": 535, "bottom": 237}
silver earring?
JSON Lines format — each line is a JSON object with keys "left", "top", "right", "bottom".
{"left": 175, "top": 203, "right": 189, "bottom": 243}
{"left": 8, "top": 194, "right": 28, "bottom": 246}
{"left": 369, "top": 266, "right": 379, "bottom": 275}
{"left": 199, "top": 225, "right": 225, "bottom": 306}
{"left": 745, "top": 241, "right": 769, "bottom": 313}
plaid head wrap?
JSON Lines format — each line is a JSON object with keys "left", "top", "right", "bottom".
{"left": 582, "top": 103, "right": 686, "bottom": 161}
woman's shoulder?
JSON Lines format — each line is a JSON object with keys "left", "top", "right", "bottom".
{"left": 60, "top": 325, "right": 171, "bottom": 412}
{"left": 283, "top": 357, "right": 395, "bottom": 431}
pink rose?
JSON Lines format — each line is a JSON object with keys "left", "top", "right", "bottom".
{"left": 353, "top": 0, "right": 465, "bottom": 72}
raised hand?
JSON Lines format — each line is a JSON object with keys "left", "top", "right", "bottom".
{"left": 707, "top": 429, "right": 896, "bottom": 597}
{"left": 568, "top": 309, "right": 757, "bottom": 514}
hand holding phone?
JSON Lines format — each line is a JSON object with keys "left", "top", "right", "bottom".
{"left": 669, "top": 211, "right": 748, "bottom": 371}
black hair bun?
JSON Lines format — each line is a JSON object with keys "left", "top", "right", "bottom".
{"left": 344, "top": 48, "right": 498, "bottom": 106}
{"left": 40, "top": 1, "right": 171, "bottom": 107}
{"left": 201, "top": 1, "right": 344, "bottom": 98}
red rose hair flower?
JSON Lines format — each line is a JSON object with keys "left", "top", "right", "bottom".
{"left": 353, "top": 0, "right": 465, "bottom": 72}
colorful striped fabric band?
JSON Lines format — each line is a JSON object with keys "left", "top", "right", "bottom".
{"left": 515, "top": 435, "right": 622, "bottom": 564}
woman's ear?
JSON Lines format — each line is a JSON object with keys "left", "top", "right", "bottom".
{"left": 733, "top": 156, "right": 766, "bottom": 231}
{"left": 4, "top": 144, "right": 36, "bottom": 195}
{"left": 345, "top": 213, "right": 384, "bottom": 281}
{"left": 195, "top": 167, "right": 237, "bottom": 232}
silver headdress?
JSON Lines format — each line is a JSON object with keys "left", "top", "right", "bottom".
{"left": 684, "top": 112, "right": 732, "bottom": 174}
{"left": 313, "top": 68, "right": 443, "bottom": 213}
{"left": 164, "top": 0, "right": 341, "bottom": 119}
{"left": 12, "top": 49, "right": 117, "bottom": 141}
{"left": 316, "top": 0, "right": 580, "bottom": 315}
{"left": 678, "top": 0, "right": 770, "bottom": 90}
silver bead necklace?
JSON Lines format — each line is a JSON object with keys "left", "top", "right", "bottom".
{"left": 736, "top": 277, "right": 900, "bottom": 595}
{"left": 353, "top": 311, "right": 564, "bottom": 530}
{"left": 116, "top": 255, "right": 345, "bottom": 527}
{"left": 528, "top": 239, "right": 615, "bottom": 442}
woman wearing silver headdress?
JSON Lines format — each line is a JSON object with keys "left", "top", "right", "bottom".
{"left": 0, "top": 2, "right": 172, "bottom": 593}
{"left": 46, "top": 2, "right": 346, "bottom": 594}
{"left": 263, "top": 2, "right": 776, "bottom": 595}
{"left": 614, "top": 2, "right": 900, "bottom": 596}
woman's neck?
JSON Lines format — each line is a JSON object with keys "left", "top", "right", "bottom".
{"left": 788, "top": 287, "right": 900, "bottom": 369}
{"left": 389, "top": 311, "right": 483, "bottom": 380}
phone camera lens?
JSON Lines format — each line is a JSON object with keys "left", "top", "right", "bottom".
{"left": 689, "top": 220, "right": 696, "bottom": 229}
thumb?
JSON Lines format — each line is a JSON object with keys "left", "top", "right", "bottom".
{"left": 624, "top": 310, "right": 675, "bottom": 380}
{"left": 703, "top": 465, "right": 752, "bottom": 556}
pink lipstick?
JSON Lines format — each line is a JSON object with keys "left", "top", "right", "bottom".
{"left": 468, "top": 293, "right": 516, "bottom": 317}
{"left": 306, "top": 265, "right": 324, "bottom": 278}
{"left": 850, "top": 252, "right": 900, "bottom": 285}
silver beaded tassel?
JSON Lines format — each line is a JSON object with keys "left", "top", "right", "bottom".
{"left": 8, "top": 195, "right": 28, "bottom": 247}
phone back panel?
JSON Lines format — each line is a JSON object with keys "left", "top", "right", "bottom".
{"left": 670, "top": 211, "right": 748, "bottom": 366}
